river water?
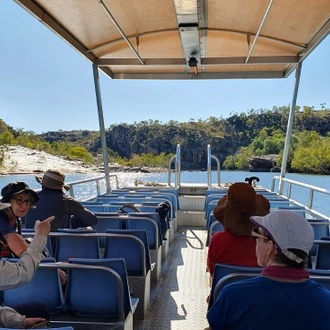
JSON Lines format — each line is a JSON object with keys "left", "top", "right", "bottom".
{"left": 1, "top": 171, "right": 330, "bottom": 217}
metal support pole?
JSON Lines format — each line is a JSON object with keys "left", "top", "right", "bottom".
{"left": 279, "top": 61, "right": 302, "bottom": 195}
{"left": 92, "top": 63, "right": 111, "bottom": 193}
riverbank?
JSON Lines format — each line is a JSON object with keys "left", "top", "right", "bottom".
{"left": 0, "top": 146, "right": 165, "bottom": 175}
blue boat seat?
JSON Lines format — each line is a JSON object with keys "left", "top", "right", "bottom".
{"left": 2, "top": 258, "right": 64, "bottom": 315}
{"left": 212, "top": 273, "right": 258, "bottom": 305}
{"left": 103, "top": 234, "right": 150, "bottom": 319}
{"left": 206, "top": 221, "right": 224, "bottom": 247}
{"left": 315, "top": 237, "right": 330, "bottom": 269}
{"left": 56, "top": 262, "right": 136, "bottom": 329}
{"left": 68, "top": 258, "right": 139, "bottom": 317}
{"left": 54, "top": 229, "right": 100, "bottom": 262}
{"left": 124, "top": 215, "right": 162, "bottom": 283}
{"left": 92, "top": 216, "right": 124, "bottom": 248}
{"left": 208, "top": 264, "right": 263, "bottom": 311}
{"left": 308, "top": 220, "right": 330, "bottom": 256}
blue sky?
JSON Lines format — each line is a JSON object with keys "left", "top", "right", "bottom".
{"left": 1, "top": 0, "right": 330, "bottom": 134}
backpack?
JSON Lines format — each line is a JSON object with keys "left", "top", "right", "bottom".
{"left": 156, "top": 201, "right": 171, "bottom": 240}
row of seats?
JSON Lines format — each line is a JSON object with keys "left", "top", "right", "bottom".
{"left": 22, "top": 230, "right": 155, "bottom": 320}
{"left": 2, "top": 260, "right": 137, "bottom": 330}
{"left": 14, "top": 188, "right": 180, "bottom": 328}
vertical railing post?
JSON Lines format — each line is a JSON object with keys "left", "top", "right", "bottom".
{"left": 279, "top": 61, "right": 302, "bottom": 195}
{"left": 92, "top": 63, "right": 111, "bottom": 194}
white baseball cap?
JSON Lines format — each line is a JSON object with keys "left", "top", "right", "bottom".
{"left": 250, "top": 210, "right": 314, "bottom": 263}
{"left": 0, "top": 202, "right": 11, "bottom": 211}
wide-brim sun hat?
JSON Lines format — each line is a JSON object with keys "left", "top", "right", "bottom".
{"left": 213, "top": 182, "right": 270, "bottom": 236}
{"left": 0, "top": 181, "right": 39, "bottom": 205}
{"left": 35, "top": 169, "right": 70, "bottom": 191}
{"left": 250, "top": 210, "right": 314, "bottom": 263}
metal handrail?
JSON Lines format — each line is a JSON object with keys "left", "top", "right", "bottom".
{"left": 167, "top": 144, "right": 181, "bottom": 188}
{"left": 67, "top": 174, "right": 119, "bottom": 199}
{"left": 271, "top": 175, "right": 330, "bottom": 218}
{"left": 207, "top": 144, "right": 221, "bottom": 189}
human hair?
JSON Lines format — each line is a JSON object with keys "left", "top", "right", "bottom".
{"left": 273, "top": 248, "right": 307, "bottom": 269}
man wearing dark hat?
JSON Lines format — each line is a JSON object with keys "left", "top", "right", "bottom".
{"left": 207, "top": 210, "right": 330, "bottom": 330}
{"left": 207, "top": 182, "right": 270, "bottom": 277}
{"left": 0, "top": 181, "right": 40, "bottom": 257}
{"left": 24, "top": 169, "right": 97, "bottom": 232}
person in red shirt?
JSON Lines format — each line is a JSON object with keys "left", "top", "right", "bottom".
{"left": 207, "top": 182, "right": 270, "bottom": 277}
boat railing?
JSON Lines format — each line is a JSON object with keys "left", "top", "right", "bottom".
{"left": 207, "top": 144, "right": 221, "bottom": 189}
{"left": 271, "top": 176, "right": 330, "bottom": 219}
{"left": 67, "top": 174, "right": 119, "bottom": 200}
{"left": 168, "top": 144, "right": 181, "bottom": 188}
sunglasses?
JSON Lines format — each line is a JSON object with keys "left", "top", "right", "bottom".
{"left": 11, "top": 198, "right": 32, "bottom": 206}
{"left": 251, "top": 227, "right": 270, "bottom": 240}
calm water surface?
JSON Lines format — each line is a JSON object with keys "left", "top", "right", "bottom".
{"left": 1, "top": 171, "right": 330, "bottom": 216}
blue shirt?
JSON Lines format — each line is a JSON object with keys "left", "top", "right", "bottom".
{"left": 207, "top": 276, "right": 330, "bottom": 330}
{"left": 0, "top": 210, "right": 18, "bottom": 236}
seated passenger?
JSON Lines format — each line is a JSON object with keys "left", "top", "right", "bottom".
{"left": 0, "top": 181, "right": 40, "bottom": 258}
{"left": 207, "top": 182, "right": 270, "bottom": 277}
{"left": 25, "top": 169, "right": 98, "bottom": 231}
{"left": 0, "top": 201, "right": 54, "bottom": 329}
{"left": 0, "top": 181, "right": 67, "bottom": 284}
{"left": 207, "top": 210, "right": 330, "bottom": 330}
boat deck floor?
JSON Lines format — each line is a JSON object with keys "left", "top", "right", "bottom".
{"left": 134, "top": 227, "right": 210, "bottom": 330}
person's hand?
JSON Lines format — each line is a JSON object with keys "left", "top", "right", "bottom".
{"left": 59, "top": 269, "right": 67, "bottom": 285}
{"left": 22, "top": 317, "right": 46, "bottom": 328}
{"left": 34, "top": 216, "right": 55, "bottom": 236}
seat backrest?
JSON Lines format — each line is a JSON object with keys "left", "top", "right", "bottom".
{"left": 2, "top": 259, "right": 64, "bottom": 315}
{"left": 21, "top": 228, "right": 53, "bottom": 257}
{"left": 315, "top": 237, "right": 330, "bottom": 269}
{"left": 276, "top": 205, "right": 306, "bottom": 217}
{"left": 208, "top": 264, "right": 263, "bottom": 310}
{"left": 310, "top": 274, "right": 330, "bottom": 290}
{"left": 92, "top": 216, "right": 124, "bottom": 248}
{"left": 106, "top": 229, "right": 151, "bottom": 271}
{"left": 92, "top": 212, "right": 161, "bottom": 247}
{"left": 125, "top": 213, "right": 161, "bottom": 247}
{"left": 206, "top": 221, "right": 224, "bottom": 246}
{"left": 63, "top": 263, "right": 127, "bottom": 320}
{"left": 68, "top": 258, "right": 133, "bottom": 317}
{"left": 104, "top": 234, "right": 146, "bottom": 276}
{"left": 55, "top": 229, "right": 100, "bottom": 262}
{"left": 212, "top": 273, "right": 258, "bottom": 305}
{"left": 308, "top": 220, "right": 330, "bottom": 256}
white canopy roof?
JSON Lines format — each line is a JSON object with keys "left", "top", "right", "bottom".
{"left": 14, "top": 0, "right": 330, "bottom": 80}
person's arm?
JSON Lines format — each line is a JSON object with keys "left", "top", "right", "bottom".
{"left": 68, "top": 200, "right": 98, "bottom": 227}
{"left": 5, "top": 232, "right": 29, "bottom": 257}
{"left": 0, "top": 306, "right": 25, "bottom": 328}
{"left": 0, "top": 305, "right": 46, "bottom": 329}
{"left": 0, "top": 217, "right": 54, "bottom": 290}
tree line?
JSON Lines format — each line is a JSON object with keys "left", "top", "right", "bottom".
{"left": 1, "top": 104, "right": 330, "bottom": 173}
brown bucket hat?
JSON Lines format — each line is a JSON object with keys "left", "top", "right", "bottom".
{"left": 213, "top": 182, "right": 270, "bottom": 236}
{"left": 35, "top": 169, "right": 70, "bottom": 191}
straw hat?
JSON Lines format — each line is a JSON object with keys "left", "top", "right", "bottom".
{"left": 213, "top": 182, "right": 270, "bottom": 236}
{"left": 35, "top": 169, "right": 70, "bottom": 191}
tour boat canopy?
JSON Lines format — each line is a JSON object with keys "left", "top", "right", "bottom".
{"left": 13, "top": 0, "right": 330, "bottom": 193}
{"left": 14, "top": 0, "right": 330, "bottom": 80}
